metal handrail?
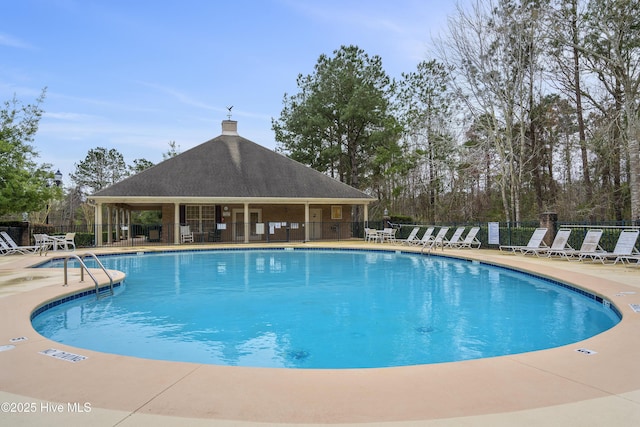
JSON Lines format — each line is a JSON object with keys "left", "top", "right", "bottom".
{"left": 63, "top": 252, "right": 114, "bottom": 299}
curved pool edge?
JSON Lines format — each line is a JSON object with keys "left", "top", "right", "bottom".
{"left": 31, "top": 246, "right": 623, "bottom": 368}
{"left": 1, "top": 243, "right": 640, "bottom": 426}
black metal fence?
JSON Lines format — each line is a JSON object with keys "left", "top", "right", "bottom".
{"left": 384, "top": 220, "right": 639, "bottom": 253}
{"left": 6, "top": 222, "right": 364, "bottom": 248}
{"left": 3, "top": 220, "right": 638, "bottom": 252}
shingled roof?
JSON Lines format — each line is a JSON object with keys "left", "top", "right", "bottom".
{"left": 92, "top": 121, "right": 373, "bottom": 202}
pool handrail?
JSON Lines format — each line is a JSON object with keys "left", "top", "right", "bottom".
{"left": 63, "top": 252, "right": 114, "bottom": 299}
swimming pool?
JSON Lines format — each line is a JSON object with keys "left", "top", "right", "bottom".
{"left": 32, "top": 249, "right": 620, "bottom": 369}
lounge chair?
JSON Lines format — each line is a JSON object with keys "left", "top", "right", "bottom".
{"left": 615, "top": 254, "right": 640, "bottom": 266}
{"left": 580, "top": 229, "right": 639, "bottom": 264}
{"left": 422, "top": 227, "right": 450, "bottom": 251}
{"left": 499, "top": 228, "right": 548, "bottom": 254}
{"left": 411, "top": 227, "right": 435, "bottom": 246}
{"left": 180, "top": 225, "right": 194, "bottom": 243}
{"left": 0, "top": 231, "right": 40, "bottom": 254}
{"left": 0, "top": 238, "right": 15, "bottom": 255}
{"left": 526, "top": 228, "right": 573, "bottom": 257}
{"left": 443, "top": 227, "right": 466, "bottom": 248}
{"left": 546, "top": 229, "right": 604, "bottom": 260}
{"left": 454, "top": 227, "right": 481, "bottom": 249}
{"left": 397, "top": 227, "right": 420, "bottom": 245}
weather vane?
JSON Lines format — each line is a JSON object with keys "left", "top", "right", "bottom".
{"left": 226, "top": 105, "right": 233, "bottom": 120}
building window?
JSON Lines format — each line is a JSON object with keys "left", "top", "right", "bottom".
{"left": 186, "top": 205, "right": 216, "bottom": 232}
{"left": 331, "top": 205, "right": 342, "bottom": 220}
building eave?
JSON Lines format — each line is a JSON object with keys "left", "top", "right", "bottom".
{"left": 90, "top": 196, "right": 376, "bottom": 206}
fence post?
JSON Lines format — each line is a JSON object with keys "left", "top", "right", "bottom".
{"left": 539, "top": 212, "right": 557, "bottom": 247}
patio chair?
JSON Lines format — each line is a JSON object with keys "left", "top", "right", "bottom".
{"left": 60, "top": 232, "right": 76, "bottom": 251}
{"left": 454, "top": 227, "right": 481, "bottom": 249}
{"left": 443, "top": 227, "right": 466, "bottom": 248}
{"left": 364, "top": 228, "right": 380, "bottom": 243}
{"left": 580, "top": 229, "right": 639, "bottom": 264}
{"left": 422, "top": 227, "right": 450, "bottom": 251}
{"left": 411, "top": 227, "right": 435, "bottom": 246}
{"left": 0, "top": 231, "right": 40, "bottom": 254}
{"left": 499, "top": 228, "right": 548, "bottom": 254}
{"left": 525, "top": 228, "right": 573, "bottom": 257}
{"left": 381, "top": 227, "right": 397, "bottom": 243}
{"left": 180, "top": 225, "right": 194, "bottom": 243}
{"left": 33, "top": 234, "right": 54, "bottom": 254}
{"left": 396, "top": 227, "right": 420, "bottom": 245}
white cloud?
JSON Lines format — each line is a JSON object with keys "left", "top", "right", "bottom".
{"left": 0, "top": 32, "right": 34, "bottom": 49}
{"left": 136, "top": 81, "right": 220, "bottom": 112}
{"left": 44, "top": 111, "right": 98, "bottom": 121}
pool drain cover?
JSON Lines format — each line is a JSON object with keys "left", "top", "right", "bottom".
{"left": 575, "top": 348, "right": 597, "bottom": 355}
{"left": 630, "top": 304, "right": 640, "bottom": 313}
{"left": 39, "top": 348, "right": 88, "bottom": 363}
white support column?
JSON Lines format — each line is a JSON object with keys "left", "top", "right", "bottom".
{"left": 95, "top": 203, "right": 103, "bottom": 246}
{"left": 304, "top": 202, "right": 310, "bottom": 242}
{"left": 174, "top": 203, "right": 180, "bottom": 244}
{"left": 115, "top": 208, "right": 121, "bottom": 241}
{"left": 243, "top": 202, "right": 249, "bottom": 243}
{"left": 106, "top": 206, "right": 112, "bottom": 244}
{"left": 364, "top": 204, "right": 369, "bottom": 226}
{"left": 126, "top": 210, "right": 131, "bottom": 240}
{"left": 120, "top": 208, "right": 124, "bottom": 240}
{"left": 120, "top": 209, "right": 126, "bottom": 240}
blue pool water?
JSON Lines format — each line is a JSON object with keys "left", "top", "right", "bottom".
{"left": 32, "top": 249, "right": 620, "bottom": 369}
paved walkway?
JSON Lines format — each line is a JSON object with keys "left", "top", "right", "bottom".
{"left": 1, "top": 242, "right": 639, "bottom": 426}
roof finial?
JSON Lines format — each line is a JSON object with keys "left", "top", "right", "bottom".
{"left": 226, "top": 105, "right": 233, "bottom": 120}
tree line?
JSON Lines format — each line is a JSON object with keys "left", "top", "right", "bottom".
{"left": 273, "top": 0, "right": 640, "bottom": 224}
{"left": 2, "top": 0, "right": 638, "bottom": 228}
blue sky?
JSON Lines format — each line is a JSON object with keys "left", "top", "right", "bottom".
{"left": 2, "top": 0, "right": 465, "bottom": 185}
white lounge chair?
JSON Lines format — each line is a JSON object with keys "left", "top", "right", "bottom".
{"left": 0, "top": 231, "right": 39, "bottom": 254}
{"left": 580, "top": 229, "right": 639, "bottom": 264}
{"left": 180, "top": 225, "right": 194, "bottom": 243}
{"left": 526, "top": 228, "right": 573, "bottom": 257}
{"left": 422, "top": 227, "right": 450, "bottom": 250}
{"left": 397, "top": 227, "right": 420, "bottom": 245}
{"left": 443, "top": 227, "right": 466, "bottom": 248}
{"left": 499, "top": 228, "right": 548, "bottom": 254}
{"left": 615, "top": 254, "right": 640, "bottom": 266}
{"left": 411, "top": 227, "right": 435, "bottom": 246}
{"left": 454, "top": 227, "right": 481, "bottom": 249}
{"left": 546, "top": 229, "right": 604, "bottom": 260}
{"left": 0, "top": 238, "right": 15, "bottom": 255}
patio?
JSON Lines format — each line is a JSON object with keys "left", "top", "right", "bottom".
{"left": 1, "top": 242, "right": 639, "bottom": 426}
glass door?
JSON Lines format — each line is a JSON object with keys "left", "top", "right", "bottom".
{"left": 232, "top": 209, "right": 262, "bottom": 241}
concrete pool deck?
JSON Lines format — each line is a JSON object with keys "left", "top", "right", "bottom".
{"left": 1, "top": 242, "right": 639, "bottom": 426}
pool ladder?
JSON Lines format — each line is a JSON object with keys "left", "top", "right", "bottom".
{"left": 62, "top": 252, "right": 114, "bottom": 299}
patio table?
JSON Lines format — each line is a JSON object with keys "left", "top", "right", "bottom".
{"left": 45, "top": 235, "right": 67, "bottom": 251}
